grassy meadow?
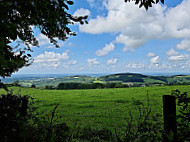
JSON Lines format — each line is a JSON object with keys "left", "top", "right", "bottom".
{"left": 1, "top": 85, "right": 190, "bottom": 130}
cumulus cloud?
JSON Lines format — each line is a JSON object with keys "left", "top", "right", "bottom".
{"left": 87, "top": 58, "right": 99, "bottom": 65}
{"left": 79, "top": 0, "right": 190, "bottom": 51}
{"left": 68, "top": 60, "right": 77, "bottom": 65}
{"left": 86, "top": 0, "right": 107, "bottom": 9}
{"left": 86, "top": 0, "right": 95, "bottom": 7}
{"left": 34, "top": 51, "right": 69, "bottom": 69}
{"left": 107, "top": 58, "right": 118, "bottom": 64}
{"left": 37, "top": 34, "right": 65, "bottom": 48}
{"left": 96, "top": 42, "right": 115, "bottom": 56}
{"left": 126, "top": 62, "right": 145, "bottom": 69}
{"left": 38, "top": 34, "right": 51, "bottom": 46}
{"left": 147, "top": 52, "right": 156, "bottom": 57}
{"left": 166, "top": 48, "right": 189, "bottom": 62}
{"left": 124, "top": 61, "right": 189, "bottom": 70}
{"left": 73, "top": 8, "right": 91, "bottom": 17}
{"left": 176, "top": 38, "right": 190, "bottom": 51}
{"left": 168, "top": 54, "right": 189, "bottom": 61}
{"left": 166, "top": 49, "right": 179, "bottom": 56}
{"left": 150, "top": 56, "right": 160, "bottom": 64}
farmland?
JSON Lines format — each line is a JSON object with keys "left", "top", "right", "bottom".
{"left": 3, "top": 73, "right": 190, "bottom": 88}
{"left": 1, "top": 85, "right": 190, "bottom": 130}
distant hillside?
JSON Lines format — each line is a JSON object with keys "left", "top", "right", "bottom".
{"left": 17, "top": 75, "right": 96, "bottom": 87}
{"left": 3, "top": 73, "right": 190, "bottom": 87}
{"left": 98, "top": 73, "right": 190, "bottom": 85}
{"left": 98, "top": 73, "right": 147, "bottom": 83}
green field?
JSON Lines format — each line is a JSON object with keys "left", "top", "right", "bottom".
{"left": 1, "top": 85, "right": 190, "bottom": 130}
{"left": 6, "top": 73, "right": 190, "bottom": 88}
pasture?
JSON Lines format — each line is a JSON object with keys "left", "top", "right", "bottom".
{"left": 1, "top": 85, "right": 190, "bottom": 130}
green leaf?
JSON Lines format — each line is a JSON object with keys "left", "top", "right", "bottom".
{"left": 67, "top": 1, "right": 74, "bottom": 5}
{"left": 156, "top": 0, "right": 159, "bottom": 4}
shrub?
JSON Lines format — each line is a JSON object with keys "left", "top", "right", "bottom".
{"left": 31, "top": 84, "right": 36, "bottom": 88}
{"left": 0, "top": 91, "right": 30, "bottom": 141}
{"left": 172, "top": 90, "right": 190, "bottom": 141}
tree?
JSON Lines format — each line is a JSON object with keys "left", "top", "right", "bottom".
{"left": 0, "top": 0, "right": 87, "bottom": 83}
{"left": 125, "top": 0, "right": 165, "bottom": 10}
{"left": 31, "top": 84, "right": 36, "bottom": 88}
{"left": 12, "top": 80, "right": 20, "bottom": 86}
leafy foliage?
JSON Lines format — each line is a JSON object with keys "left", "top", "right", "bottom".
{"left": 0, "top": 91, "right": 30, "bottom": 141}
{"left": 172, "top": 90, "right": 190, "bottom": 141}
{"left": 0, "top": 0, "right": 88, "bottom": 79}
{"left": 125, "top": 0, "right": 165, "bottom": 10}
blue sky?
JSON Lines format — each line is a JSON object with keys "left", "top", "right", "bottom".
{"left": 16, "top": 0, "right": 190, "bottom": 75}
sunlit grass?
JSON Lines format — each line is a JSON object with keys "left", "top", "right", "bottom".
{"left": 1, "top": 85, "right": 190, "bottom": 129}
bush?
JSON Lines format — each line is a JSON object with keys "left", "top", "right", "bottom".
{"left": 31, "top": 84, "right": 36, "bottom": 88}
{"left": 45, "top": 85, "right": 55, "bottom": 90}
{"left": 12, "top": 80, "right": 20, "bottom": 86}
{"left": 0, "top": 91, "right": 30, "bottom": 141}
{"left": 172, "top": 90, "right": 190, "bottom": 141}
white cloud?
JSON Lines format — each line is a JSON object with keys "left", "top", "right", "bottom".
{"left": 124, "top": 61, "right": 189, "bottom": 70}
{"left": 150, "top": 56, "right": 160, "bottom": 64}
{"left": 166, "top": 49, "right": 179, "bottom": 56}
{"left": 168, "top": 54, "right": 189, "bottom": 61}
{"left": 73, "top": 8, "right": 91, "bottom": 17}
{"left": 34, "top": 51, "right": 69, "bottom": 69}
{"left": 110, "top": 65, "right": 116, "bottom": 68}
{"left": 86, "top": 0, "right": 107, "bottom": 9}
{"left": 86, "top": 0, "right": 95, "bottom": 7}
{"left": 126, "top": 62, "right": 145, "bottom": 69}
{"left": 166, "top": 48, "right": 189, "bottom": 62}
{"left": 37, "top": 34, "right": 65, "bottom": 48}
{"left": 147, "top": 52, "right": 156, "bottom": 57}
{"left": 68, "top": 60, "right": 77, "bottom": 65}
{"left": 57, "top": 41, "right": 65, "bottom": 47}
{"left": 38, "top": 34, "right": 51, "bottom": 46}
{"left": 96, "top": 42, "right": 115, "bottom": 56}
{"left": 79, "top": 0, "right": 190, "bottom": 51}
{"left": 87, "top": 58, "right": 99, "bottom": 65}
{"left": 107, "top": 58, "right": 118, "bottom": 64}
{"left": 176, "top": 38, "right": 190, "bottom": 51}
{"left": 46, "top": 45, "right": 54, "bottom": 49}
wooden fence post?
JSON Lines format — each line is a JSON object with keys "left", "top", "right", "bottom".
{"left": 163, "top": 95, "right": 177, "bottom": 142}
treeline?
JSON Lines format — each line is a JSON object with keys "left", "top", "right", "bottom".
{"left": 46, "top": 83, "right": 129, "bottom": 90}
{"left": 102, "top": 77, "right": 144, "bottom": 82}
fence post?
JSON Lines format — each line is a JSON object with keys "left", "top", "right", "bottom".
{"left": 163, "top": 95, "right": 177, "bottom": 142}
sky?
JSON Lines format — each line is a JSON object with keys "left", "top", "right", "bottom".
{"left": 14, "top": 0, "right": 190, "bottom": 75}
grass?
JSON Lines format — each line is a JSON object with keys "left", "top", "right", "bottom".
{"left": 1, "top": 85, "right": 190, "bottom": 130}
{"left": 93, "top": 80, "right": 105, "bottom": 83}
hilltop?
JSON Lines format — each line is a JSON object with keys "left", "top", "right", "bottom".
{"left": 2, "top": 73, "right": 190, "bottom": 88}
{"left": 98, "top": 73, "right": 190, "bottom": 85}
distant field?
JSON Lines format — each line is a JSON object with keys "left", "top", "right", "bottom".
{"left": 4, "top": 73, "right": 190, "bottom": 88}
{"left": 1, "top": 85, "right": 190, "bottom": 129}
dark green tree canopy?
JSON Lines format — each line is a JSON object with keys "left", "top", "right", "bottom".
{"left": 125, "top": 0, "right": 165, "bottom": 10}
{"left": 0, "top": 0, "right": 87, "bottom": 78}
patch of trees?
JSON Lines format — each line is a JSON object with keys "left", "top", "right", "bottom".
{"left": 31, "top": 84, "right": 36, "bottom": 88}
{"left": 99, "top": 74, "right": 146, "bottom": 83}
{"left": 166, "top": 82, "right": 190, "bottom": 86}
{"left": 104, "top": 77, "right": 144, "bottom": 83}
{"left": 150, "top": 76, "right": 168, "bottom": 82}
{"left": 56, "top": 83, "right": 129, "bottom": 90}
{"left": 45, "top": 85, "right": 56, "bottom": 90}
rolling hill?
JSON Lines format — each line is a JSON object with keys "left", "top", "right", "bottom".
{"left": 98, "top": 73, "right": 190, "bottom": 85}
{"left": 3, "top": 73, "right": 190, "bottom": 87}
